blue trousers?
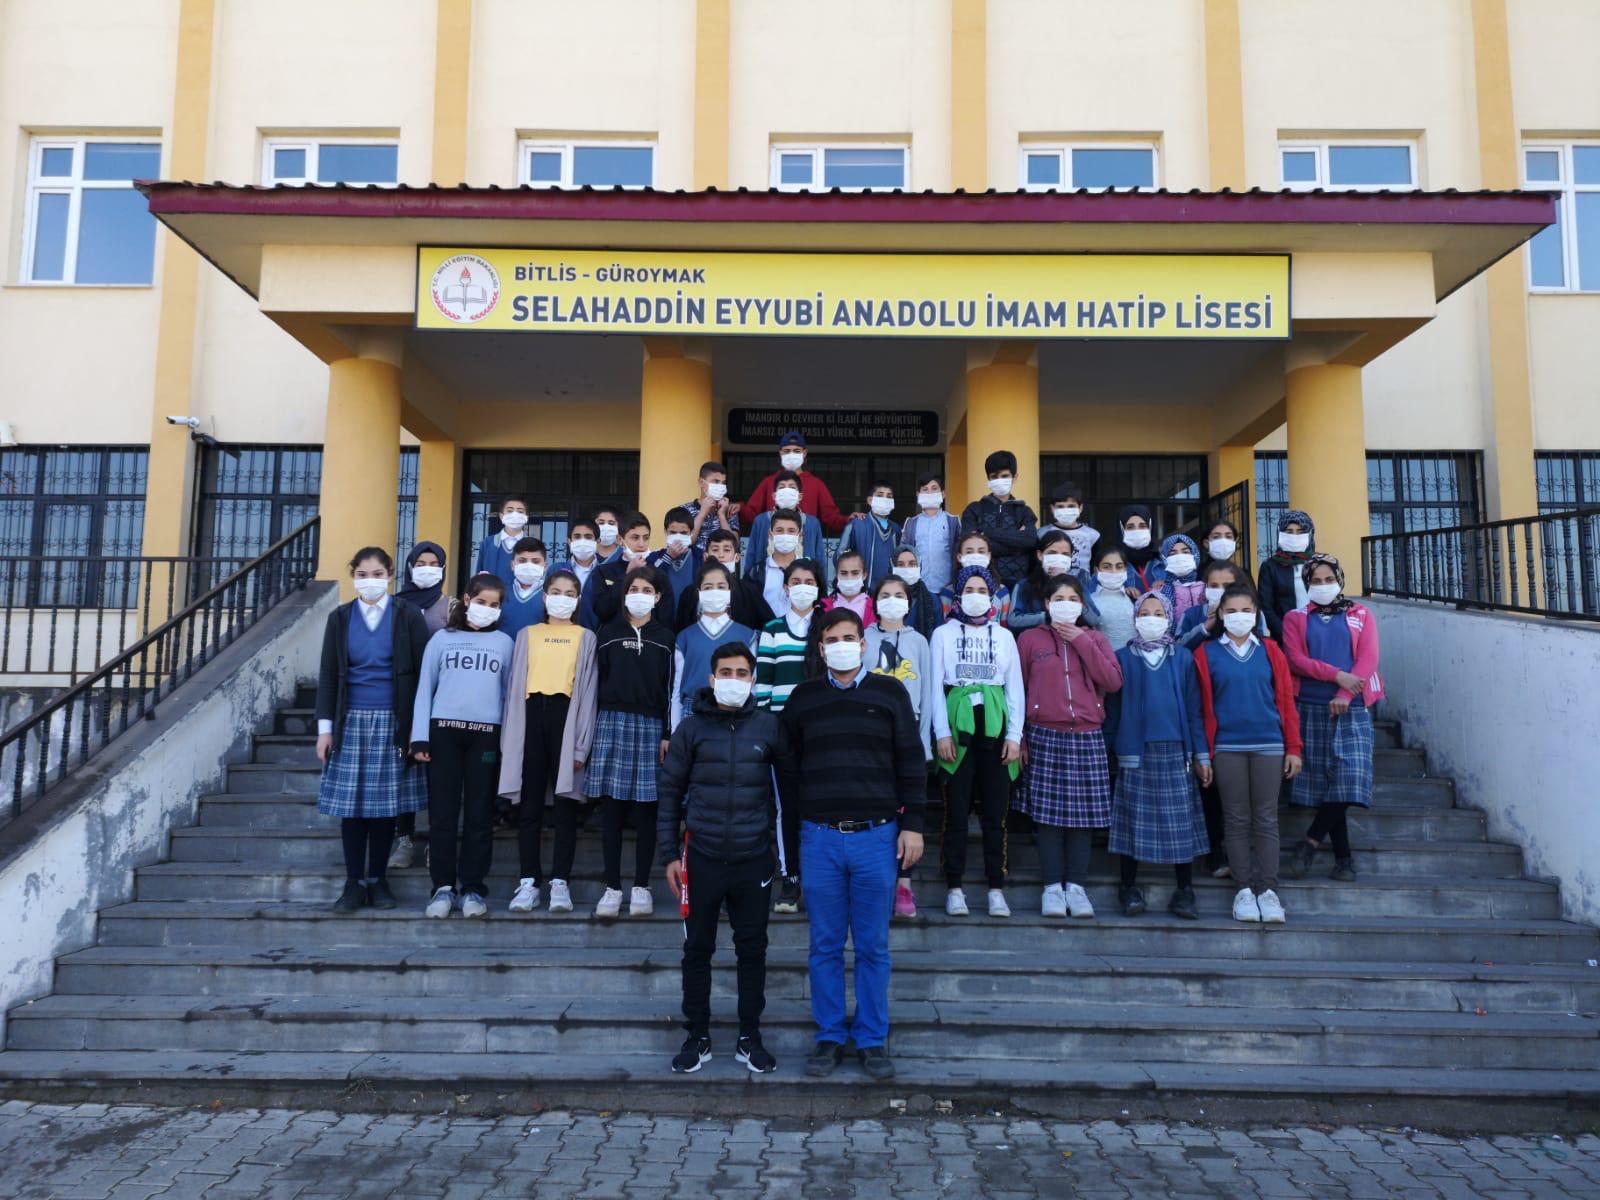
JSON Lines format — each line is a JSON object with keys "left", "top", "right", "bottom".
{"left": 801, "top": 820, "right": 897, "bottom": 1049}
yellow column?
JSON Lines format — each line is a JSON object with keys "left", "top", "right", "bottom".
{"left": 318, "top": 356, "right": 403, "bottom": 594}
{"left": 139, "top": 0, "right": 214, "bottom": 559}
{"left": 945, "top": 416, "right": 969, "bottom": 512}
{"left": 431, "top": 0, "right": 473, "bottom": 185}
{"left": 950, "top": 0, "right": 987, "bottom": 192}
{"left": 1472, "top": 0, "right": 1539, "bottom": 521}
{"left": 964, "top": 361, "right": 1039, "bottom": 512}
{"left": 414, "top": 439, "right": 463, "bottom": 574}
{"left": 1202, "top": 0, "right": 1246, "bottom": 190}
{"left": 638, "top": 343, "right": 713, "bottom": 531}
{"left": 1285, "top": 364, "right": 1369, "bottom": 574}
{"left": 692, "top": 0, "right": 730, "bottom": 189}
{"left": 1208, "top": 442, "right": 1258, "bottom": 559}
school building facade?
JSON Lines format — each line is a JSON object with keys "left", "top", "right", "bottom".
{"left": 0, "top": 0, "right": 1594, "bottom": 599}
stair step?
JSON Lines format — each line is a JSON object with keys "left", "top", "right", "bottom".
{"left": 82, "top": 901, "right": 1599, "bottom": 964}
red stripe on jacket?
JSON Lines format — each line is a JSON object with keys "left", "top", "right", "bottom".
{"left": 1193, "top": 637, "right": 1304, "bottom": 759}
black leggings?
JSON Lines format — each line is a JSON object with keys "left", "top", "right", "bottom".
{"left": 942, "top": 719, "right": 1011, "bottom": 890}
{"left": 602, "top": 798, "right": 660, "bottom": 891}
{"left": 518, "top": 693, "right": 572, "bottom": 882}
{"left": 1036, "top": 827, "right": 1095, "bottom": 889}
{"left": 340, "top": 816, "right": 397, "bottom": 883}
{"left": 1120, "top": 856, "right": 1193, "bottom": 890}
{"left": 396, "top": 812, "right": 416, "bottom": 840}
{"left": 1305, "top": 803, "right": 1352, "bottom": 859}
{"left": 426, "top": 722, "right": 499, "bottom": 896}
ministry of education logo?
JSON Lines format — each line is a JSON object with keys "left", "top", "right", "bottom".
{"left": 429, "top": 254, "right": 500, "bottom": 322}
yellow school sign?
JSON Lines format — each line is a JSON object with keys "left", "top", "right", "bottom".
{"left": 416, "top": 248, "right": 1289, "bottom": 340}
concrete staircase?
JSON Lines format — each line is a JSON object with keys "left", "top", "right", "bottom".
{"left": 3, "top": 683, "right": 1599, "bottom": 1125}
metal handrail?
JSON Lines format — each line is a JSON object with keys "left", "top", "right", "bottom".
{"left": 0, "top": 518, "right": 320, "bottom": 828}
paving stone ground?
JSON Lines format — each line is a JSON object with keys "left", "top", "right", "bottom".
{"left": 2, "top": 1100, "right": 1599, "bottom": 1199}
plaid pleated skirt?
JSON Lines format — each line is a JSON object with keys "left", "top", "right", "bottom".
{"left": 1017, "top": 726, "right": 1112, "bottom": 828}
{"left": 316, "top": 708, "right": 428, "bottom": 819}
{"left": 1292, "top": 702, "right": 1374, "bottom": 809}
{"left": 582, "top": 709, "right": 664, "bottom": 802}
{"left": 1108, "top": 740, "right": 1209, "bottom": 863}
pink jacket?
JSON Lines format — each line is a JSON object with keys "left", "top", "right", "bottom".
{"left": 1017, "top": 625, "right": 1123, "bottom": 733}
{"left": 1281, "top": 601, "right": 1384, "bottom": 705}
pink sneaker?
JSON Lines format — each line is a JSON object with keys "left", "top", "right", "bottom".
{"left": 893, "top": 880, "right": 917, "bottom": 920}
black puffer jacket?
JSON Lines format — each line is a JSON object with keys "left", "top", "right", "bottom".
{"left": 959, "top": 496, "right": 1039, "bottom": 588}
{"left": 656, "top": 689, "right": 794, "bottom": 866}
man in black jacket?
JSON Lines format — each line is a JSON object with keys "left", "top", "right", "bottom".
{"left": 959, "top": 448, "right": 1039, "bottom": 588}
{"left": 658, "top": 642, "right": 793, "bottom": 1075}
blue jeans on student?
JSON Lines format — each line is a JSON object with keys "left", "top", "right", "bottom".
{"left": 801, "top": 819, "right": 898, "bottom": 1049}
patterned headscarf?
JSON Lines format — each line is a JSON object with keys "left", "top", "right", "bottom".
{"left": 1159, "top": 534, "right": 1200, "bottom": 577}
{"left": 949, "top": 563, "right": 999, "bottom": 626}
{"left": 1127, "top": 589, "right": 1176, "bottom": 653}
{"left": 1301, "top": 552, "right": 1353, "bottom": 614}
{"left": 1270, "top": 510, "right": 1316, "bottom": 566}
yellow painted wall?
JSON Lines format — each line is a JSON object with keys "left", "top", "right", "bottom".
{"left": 1507, "top": 0, "right": 1600, "bottom": 132}
{"left": 1529, "top": 297, "right": 1600, "bottom": 448}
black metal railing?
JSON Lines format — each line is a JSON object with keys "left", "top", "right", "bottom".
{"left": 0, "top": 518, "right": 320, "bottom": 829}
{"left": 1199, "top": 479, "right": 1252, "bottom": 566}
{"left": 1362, "top": 508, "right": 1600, "bottom": 620}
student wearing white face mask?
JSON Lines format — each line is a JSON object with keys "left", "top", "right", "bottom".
{"left": 889, "top": 546, "right": 942, "bottom": 641}
{"left": 475, "top": 496, "right": 532, "bottom": 589}
{"left": 669, "top": 562, "right": 758, "bottom": 731}
{"left": 593, "top": 507, "right": 625, "bottom": 565}
{"left": 1114, "top": 505, "right": 1161, "bottom": 592}
{"left": 1036, "top": 482, "right": 1100, "bottom": 576}
{"left": 741, "top": 431, "right": 849, "bottom": 536}
{"left": 940, "top": 531, "right": 1013, "bottom": 624}
{"left": 496, "top": 538, "right": 549, "bottom": 642}
{"left": 410, "top": 575, "right": 514, "bottom": 920}
{"left": 395, "top": 541, "right": 451, "bottom": 634}
{"left": 835, "top": 481, "right": 901, "bottom": 588}
{"left": 1090, "top": 546, "right": 1138, "bottom": 652}
{"left": 1202, "top": 519, "right": 1242, "bottom": 566}
{"left": 1152, "top": 533, "right": 1205, "bottom": 627}
{"left": 1007, "top": 529, "right": 1095, "bottom": 635}
{"left": 899, "top": 472, "right": 961, "bottom": 598}
{"left": 683, "top": 460, "right": 741, "bottom": 551}
{"left": 647, "top": 506, "right": 705, "bottom": 607}
{"left": 554, "top": 518, "right": 602, "bottom": 591}
{"left": 744, "top": 475, "right": 827, "bottom": 580}
{"left": 752, "top": 510, "right": 808, "bottom": 621}
{"left": 824, "top": 550, "right": 876, "bottom": 625}
{"left": 1258, "top": 510, "right": 1316, "bottom": 640}
{"left": 958, "top": 450, "right": 1038, "bottom": 589}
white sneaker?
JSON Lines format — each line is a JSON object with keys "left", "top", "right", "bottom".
{"left": 547, "top": 879, "right": 573, "bottom": 913}
{"left": 425, "top": 886, "right": 454, "bottom": 919}
{"left": 629, "top": 886, "right": 654, "bottom": 917}
{"left": 1041, "top": 883, "right": 1068, "bottom": 918}
{"left": 508, "top": 878, "right": 540, "bottom": 913}
{"left": 1064, "top": 883, "right": 1096, "bottom": 920}
{"left": 945, "top": 888, "right": 969, "bottom": 917}
{"left": 595, "top": 888, "right": 624, "bottom": 918}
{"left": 987, "top": 889, "right": 1011, "bottom": 918}
{"left": 1257, "top": 889, "right": 1286, "bottom": 924}
{"left": 460, "top": 892, "right": 488, "bottom": 919}
{"left": 387, "top": 836, "right": 414, "bottom": 871}
{"left": 1232, "top": 887, "right": 1261, "bottom": 923}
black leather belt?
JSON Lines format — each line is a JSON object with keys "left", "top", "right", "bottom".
{"left": 814, "top": 817, "right": 895, "bottom": 834}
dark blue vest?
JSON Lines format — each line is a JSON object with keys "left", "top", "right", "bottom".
{"left": 346, "top": 602, "right": 396, "bottom": 711}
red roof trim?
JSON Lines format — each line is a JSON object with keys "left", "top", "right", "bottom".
{"left": 137, "top": 182, "right": 1556, "bottom": 228}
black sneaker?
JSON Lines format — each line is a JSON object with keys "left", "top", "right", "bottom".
{"left": 1118, "top": 885, "right": 1146, "bottom": 917}
{"left": 1331, "top": 857, "right": 1358, "bottom": 882}
{"left": 773, "top": 877, "right": 801, "bottom": 914}
{"left": 858, "top": 1045, "right": 895, "bottom": 1080}
{"left": 330, "top": 881, "right": 368, "bottom": 912}
{"left": 1167, "top": 885, "right": 1198, "bottom": 920}
{"left": 1285, "top": 840, "right": 1317, "bottom": 879}
{"left": 735, "top": 1036, "right": 777, "bottom": 1074}
{"left": 368, "top": 878, "right": 397, "bottom": 910}
{"left": 804, "top": 1041, "right": 846, "bottom": 1077}
{"left": 671, "top": 1035, "right": 712, "bottom": 1074}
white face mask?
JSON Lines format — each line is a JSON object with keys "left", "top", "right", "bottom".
{"left": 512, "top": 562, "right": 545, "bottom": 587}
{"left": 1308, "top": 582, "right": 1342, "bottom": 607}
{"left": 787, "top": 583, "right": 819, "bottom": 611}
{"left": 1222, "top": 611, "right": 1257, "bottom": 637}
{"left": 1123, "top": 527, "right": 1152, "bottom": 549}
{"left": 1164, "top": 553, "right": 1196, "bottom": 578}
{"left": 706, "top": 482, "right": 727, "bottom": 500}
{"left": 597, "top": 523, "right": 619, "bottom": 546}
{"left": 500, "top": 511, "right": 529, "bottom": 531}
{"left": 353, "top": 577, "right": 389, "bottom": 602}
{"left": 1096, "top": 570, "right": 1126, "bottom": 591}
{"left": 698, "top": 588, "right": 731, "bottom": 614}
{"left": 569, "top": 538, "right": 597, "bottom": 560}
{"left": 822, "top": 640, "right": 863, "bottom": 671}
{"left": 712, "top": 676, "right": 752, "bottom": 707}
{"left": 1208, "top": 537, "right": 1237, "bottom": 561}
{"left": 771, "top": 532, "right": 800, "bottom": 555}
{"left": 774, "top": 487, "right": 801, "bottom": 510}
{"left": 960, "top": 592, "right": 992, "bottom": 618}
{"left": 665, "top": 533, "right": 692, "bottom": 551}
{"left": 869, "top": 496, "right": 895, "bottom": 518}
{"left": 836, "top": 577, "right": 864, "bottom": 598}
{"left": 779, "top": 451, "right": 805, "bottom": 471}
{"left": 1134, "top": 615, "right": 1169, "bottom": 642}
{"left": 466, "top": 601, "right": 499, "bottom": 629}
{"left": 876, "top": 595, "right": 909, "bottom": 622}
{"left": 893, "top": 565, "right": 921, "bottom": 587}
{"left": 987, "top": 477, "right": 1014, "bottom": 498}
{"left": 544, "top": 593, "right": 579, "bottom": 620}
{"left": 410, "top": 565, "right": 443, "bottom": 588}
{"left": 1204, "top": 585, "right": 1226, "bottom": 611}
{"left": 624, "top": 592, "right": 656, "bottom": 618}
{"left": 1048, "top": 598, "right": 1083, "bottom": 625}
{"left": 1042, "top": 552, "right": 1072, "bottom": 575}
{"left": 1279, "top": 531, "right": 1311, "bottom": 554}
{"left": 917, "top": 491, "right": 943, "bottom": 509}
{"left": 959, "top": 552, "right": 990, "bottom": 569}
{"left": 1053, "top": 506, "right": 1081, "bottom": 526}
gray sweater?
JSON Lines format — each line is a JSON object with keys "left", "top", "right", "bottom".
{"left": 864, "top": 624, "right": 935, "bottom": 759}
{"left": 411, "top": 628, "right": 514, "bottom": 745}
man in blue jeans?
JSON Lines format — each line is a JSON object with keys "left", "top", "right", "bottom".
{"left": 777, "top": 608, "right": 926, "bottom": 1079}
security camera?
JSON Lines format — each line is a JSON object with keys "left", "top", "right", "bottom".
{"left": 165, "top": 415, "right": 200, "bottom": 429}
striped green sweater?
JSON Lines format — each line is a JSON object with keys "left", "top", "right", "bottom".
{"left": 755, "top": 612, "right": 813, "bottom": 712}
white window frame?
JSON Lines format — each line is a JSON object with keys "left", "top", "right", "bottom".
{"left": 516, "top": 139, "right": 657, "bottom": 190}
{"left": 1278, "top": 139, "right": 1419, "bottom": 192}
{"left": 1016, "top": 142, "right": 1161, "bottom": 192}
{"left": 20, "top": 135, "right": 162, "bottom": 286}
{"left": 769, "top": 143, "right": 911, "bottom": 193}
{"left": 1522, "top": 140, "right": 1600, "bottom": 294}
{"left": 260, "top": 137, "right": 400, "bottom": 187}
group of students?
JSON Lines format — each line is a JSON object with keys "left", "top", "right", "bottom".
{"left": 311, "top": 430, "right": 1382, "bottom": 1078}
